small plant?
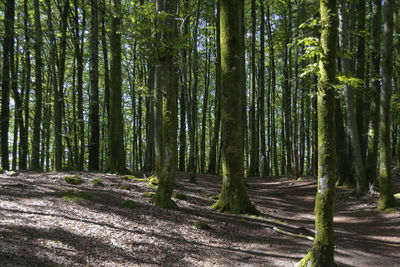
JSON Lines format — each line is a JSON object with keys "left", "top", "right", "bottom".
{"left": 62, "top": 190, "right": 99, "bottom": 202}
{"left": 123, "top": 199, "right": 137, "bottom": 209}
{"left": 194, "top": 221, "right": 210, "bottom": 230}
{"left": 297, "top": 177, "right": 304, "bottom": 182}
{"left": 90, "top": 178, "right": 104, "bottom": 187}
{"left": 173, "top": 192, "right": 188, "bottom": 200}
{"left": 142, "top": 192, "right": 154, "bottom": 198}
{"left": 0, "top": 167, "right": 3, "bottom": 173}
{"left": 119, "top": 185, "right": 131, "bottom": 190}
{"left": 64, "top": 175, "right": 84, "bottom": 185}
{"left": 123, "top": 175, "right": 146, "bottom": 182}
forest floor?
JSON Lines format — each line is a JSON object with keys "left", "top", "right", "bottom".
{"left": 0, "top": 170, "right": 399, "bottom": 267}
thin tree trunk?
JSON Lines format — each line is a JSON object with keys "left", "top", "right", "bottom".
{"left": 89, "top": 0, "right": 100, "bottom": 171}
{"left": 31, "top": 0, "right": 43, "bottom": 171}
{"left": 259, "top": 0, "right": 267, "bottom": 177}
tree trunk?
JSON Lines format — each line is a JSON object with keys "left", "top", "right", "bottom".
{"left": 89, "top": 0, "right": 100, "bottom": 171}
{"left": 1, "top": 0, "right": 14, "bottom": 170}
{"left": 213, "top": 0, "right": 258, "bottom": 215}
{"left": 298, "top": 0, "right": 338, "bottom": 265}
{"left": 207, "top": 1, "right": 221, "bottom": 175}
{"left": 340, "top": 0, "right": 367, "bottom": 195}
{"left": 366, "top": 0, "right": 381, "bottom": 186}
{"left": 152, "top": 0, "right": 178, "bottom": 208}
{"left": 248, "top": 0, "right": 257, "bottom": 177}
{"left": 378, "top": 0, "right": 396, "bottom": 211}
{"left": 31, "top": 0, "right": 43, "bottom": 171}
{"left": 259, "top": 0, "right": 267, "bottom": 177}
{"left": 109, "top": 0, "right": 127, "bottom": 173}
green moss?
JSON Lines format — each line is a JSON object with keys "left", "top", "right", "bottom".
{"left": 147, "top": 183, "right": 158, "bottom": 190}
{"left": 62, "top": 190, "right": 100, "bottom": 202}
{"left": 142, "top": 192, "right": 155, "bottom": 198}
{"left": 90, "top": 179, "right": 104, "bottom": 187}
{"left": 297, "top": 177, "right": 304, "bottom": 182}
{"left": 64, "top": 175, "right": 84, "bottom": 185}
{"left": 394, "top": 193, "right": 400, "bottom": 200}
{"left": 0, "top": 167, "right": 3, "bottom": 174}
{"left": 149, "top": 177, "right": 159, "bottom": 185}
{"left": 150, "top": 194, "right": 176, "bottom": 209}
{"left": 119, "top": 185, "right": 131, "bottom": 190}
{"left": 173, "top": 192, "right": 188, "bottom": 200}
{"left": 194, "top": 221, "right": 210, "bottom": 230}
{"left": 123, "top": 199, "right": 137, "bottom": 209}
{"left": 210, "top": 194, "right": 220, "bottom": 200}
{"left": 123, "top": 175, "right": 146, "bottom": 182}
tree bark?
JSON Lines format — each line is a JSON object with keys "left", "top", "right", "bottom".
{"left": 378, "top": 0, "right": 396, "bottom": 211}
{"left": 213, "top": 0, "right": 258, "bottom": 215}
{"left": 299, "top": 0, "right": 338, "bottom": 265}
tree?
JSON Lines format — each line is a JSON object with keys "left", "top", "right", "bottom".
{"left": 366, "top": 0, "right": 382, "bottom": 186}
{"left": 108, "top": 0, "right": 127, "bottom": 174}
{"left": 151, "top": 0, "right": 178, "bottom": 208}
{"left": 31, "top": 0, "right": 43, "bottom": 171}
{"left": 378, "top": 0, "right": 396, "bottom": 211}
{"left": 298, "top": 0, "right": 338, "bottom": 265}
{"left": 89, "top": 0, "right": 100, "bottom": 171}
{"left": 1, "top": 0, "right": 14, "bottom": 170}
{"left": 212, "top": 0, "right": 258, "bottom": 215}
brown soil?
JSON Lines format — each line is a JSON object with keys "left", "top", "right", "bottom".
{"left": 0, "top": 171, "right": 399, "bottom": 266}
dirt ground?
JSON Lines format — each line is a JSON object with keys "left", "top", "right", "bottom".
{"left": 0, "top": 170, "right": 399, "bottom": 266}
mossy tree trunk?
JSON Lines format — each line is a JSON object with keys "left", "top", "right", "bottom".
{"left": 259, "top": 0, "right": 267, "bottom": 177}
{"left": 213, "top": 0, "right": 258, "bottom": 215}
{"left": 366, "top": 0, "right": 381, "bottom": 186}
{"left": 108, "top": 0, "right": 127, "bottom": 174}
{"left": 152, "top": 0, "right": 178, "bottom": 208}
{"left": 378, "top": 0, "right": 396, "bottom": 211}
{"left": 298, "top": 0, "right": 338, "bottom": 265}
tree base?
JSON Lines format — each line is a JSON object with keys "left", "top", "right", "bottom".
{"left": 378, "top": 195, "right": 397, "bottom": 211}
{"left": 212, "top": 198, "right": 259, "bottom": 215}
{"left": 150, "top": 194, "right": 176, "bottom": 209}
{"left": 297, "top": 248, "right": 337, "bottom": 267}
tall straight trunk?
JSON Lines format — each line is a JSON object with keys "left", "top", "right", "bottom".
{"left": 207, "top": 1, "right": 221, "bottom": 175}
{"left": 74, "top": 0, "right": 85, "bottom": 171}
{"left": 188, "top": 0, "right": 201, "bottom": 177}
{"left": 20, "top": 0, "right": 30, "bottom": 170}
{"left": 378, "top": 0, "right": 396, "bottom": 211}
{"left": 178, "top": 1, "right": 188, "bottom": 172}
{"left": 11, "top": 38, "right": 19, "bottom": 170}
{"left": 291, "top": 0, "right": 301, "bottom": 177}
{"left": 109, "top": 0, "right": 127, "bottom": 173}
{"left": 248, "top": 0, "right": 257, "bottom": 177}
{"left": 89, "top": 0, "right": 100, "bottom": 171}
{"left": 213, "top": 0, "right": 258, "bottom": 215}
{"left": 340, "top": 0, "right": 367, "bottom": 194}
{"left": 31, "top": 0, "right": 43, "bottom": 171}
{"left": 266, "top": 3, "right": 278, "bottom": 175}
{"left": 336, "top": 99, "right": 352, "bottom": 185}
{"left": 395, "top": 1, "right": 400, "bottom": 167}
{"left": 355, "top": 0, "right": 367, "bottom": 164}
{"left": 54, "top": 0, "right": 69, "bottom": 171}
{"left": 100, "top": 0, "right": 110, "bottom": 171}
{"left": 259, "top": 0, "right": 267, "bottom": 176}
{"left": 152, "top": 0, "right": 178, "bottom": 208}
{"left": 1, "top": 0, "right": 14, "bottom": 170}
{"left": 283, "top": 4, "right": 292, "bottom": 175}
{"left": 366, "top": 0, "right": 381, "bottom": 186}
{"left": 200, "top": 26, "right": 210, "bottom": 174}
{"left": 299, "top": 0, "right": 338, "bottom": 265}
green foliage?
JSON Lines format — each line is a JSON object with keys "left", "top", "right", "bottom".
{"left": 0, "top": 167, "right": 3, "bottom": 174}
{"left": 90, "top": 179, "right": 104, "bottom": 187}
{"left": 394, "top": 193, "right": 400, "bottom": 200}
{"left": 123, "top": 175, "right": 146, "bottom": 182}
{"left": 64, "top": 175, "right": 84, "bottom": 185}
{"left": 123, "top": 199, "right": 137, "bottom": 209}
{"left": 173, "top": 191, "right": 188, "bottom": 200}
{"left": 148, "top": 177, "right": 159, "bottom": 189}
{"left": 194, "top": 221, "right": 211, "bottom": 230}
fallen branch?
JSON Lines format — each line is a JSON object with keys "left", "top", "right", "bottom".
{"left": 273, "top": 226, "right": 314, "bottom": 241}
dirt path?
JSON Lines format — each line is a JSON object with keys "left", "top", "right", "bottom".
{"left": 0, "top": 171, "right": 399, "bottom": 266}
